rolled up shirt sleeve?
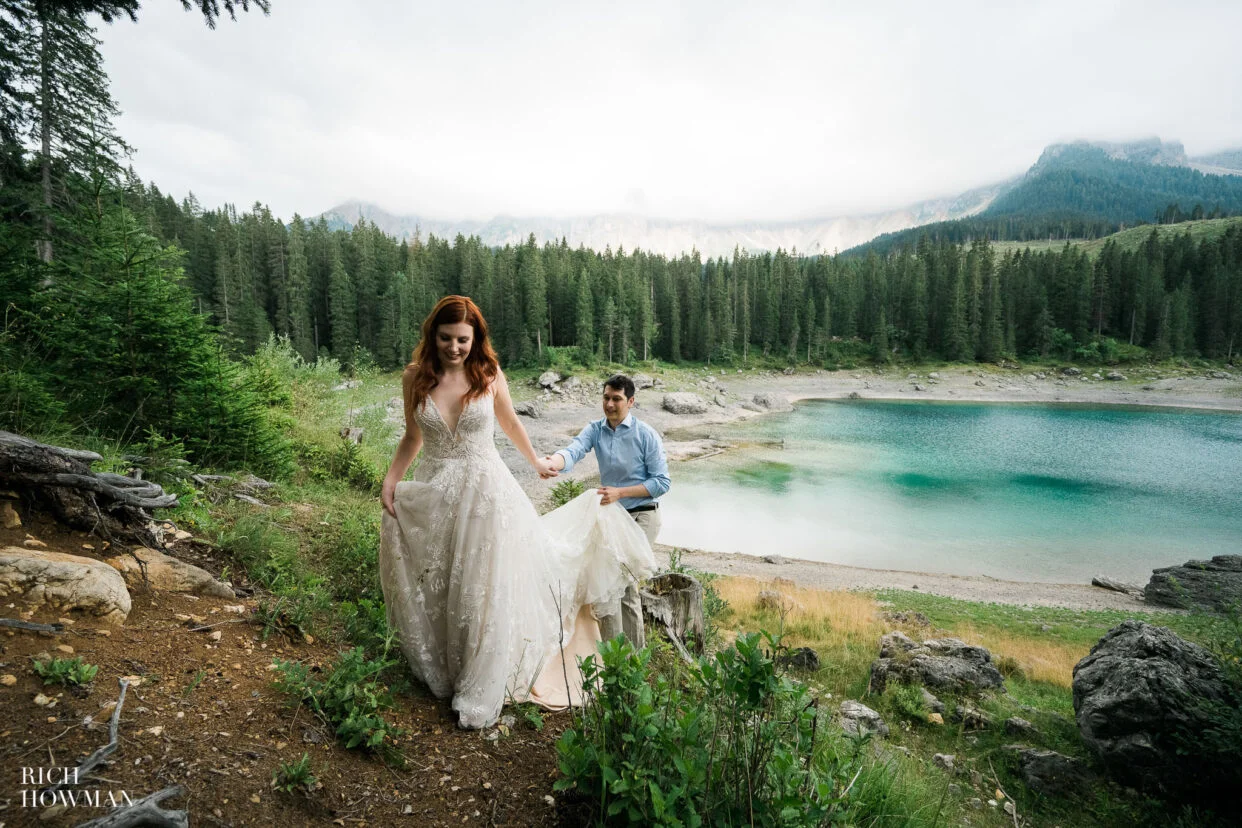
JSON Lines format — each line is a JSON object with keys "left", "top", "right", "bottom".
{"left": 640, "top": 427, "right": 671, "bottom": 499}
{"left": 555, "top": 423, "right": 597, "bottom": 475}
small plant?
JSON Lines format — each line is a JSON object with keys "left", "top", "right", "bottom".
{"left": 183, "top": 669, "right": 207, "bottom": 697}
{"left": 33, "top": 656, "right": 98, "bottom": 687}
{"left": 272, "top": 753, "right": 318, "bottom": 795}
{"left": 272, "top": 647, "right": 405, "bottom": 764}
{"left": 550, "top": 479, "right": 586, "bottom": 507}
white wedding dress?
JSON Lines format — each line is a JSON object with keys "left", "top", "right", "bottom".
{"left": 379, "top": 387, "right": 658, "bottom": 729}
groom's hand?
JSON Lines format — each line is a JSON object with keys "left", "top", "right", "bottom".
{"left": 535, "top": 456, "right": 559, "bottom": 479}
{"left": 597, "top": 486, "right": 621, "bottom": 505}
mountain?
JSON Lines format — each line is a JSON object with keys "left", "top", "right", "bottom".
{"left": 845, "top": 138, "right": 1242, "bottom": 256}
{"left": 318, "top": 137, "right": 1242, "bottom": 258}
{"left": 318, "top": 180, "right": 1011, "bottom": 259}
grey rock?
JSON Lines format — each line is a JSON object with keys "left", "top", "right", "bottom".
{"left": 713, "top": 395, "right": 728, "bottom": 408}
{"left": 1144, "top": 554, "right": 1242, "bottom": 612}
{"left": 933, "top": 753, "right": 955, "bottom": 771}
{"left": 662, "top": 393, "right": 708, "bottom": 415}
{"left": 1061, "top": 367, "right": 1082, "bottom": 376}
{"left": 1073, "top": 620, "right": 1239, "bottom": 798}
{"left": 537, "top": 371, "right": 562, "bottom": 388}
{"left": 1210, "top": 371, "right": 1232, "bottom": 380}
{"left": 967, "top": 798, "right": 983, "bottom": 809}
{"left": 564, "top": 376, "right": 582, "bottom": 389}
{"left": 912, "top": 384, "right": 926, "bottom": 392}
{"left": 1016, "top": 749, "right": 1094, "bottom": 798}
{"left": 920, "top": 687, "right": 945, "bottom": 714}
{"left": 1004, "top": 716, "right": 1038, "bottom": 736}
{"left": 632, "top": 374, "right": 655, "bottom": 389}
{"left": 870, "top": 634, "right": 1006, "bottom": 695}
{"left": 1106, "top": 371, "right": 1126, "bottom": 381}
{"left": 839, "top": 700, "right": 889, "bottom": 738}
{"left": 514, "top": 400, "right": 544, "bottom": 418}
{"left": 951, "top": 703, "right": 993, "bottom": 730}
{"left": 847, "top": 391, "right": 862, "bottom": 400}
{"left": 761, "top": 554, "right": 789, "bottom": 565}
{"left": 339, "top": 426, "right": 364, "bottom": 444}
{"left": 777, "top": 647, "right": 820, "bottom": 672}
{"left": 330, "top": 380, "right": 362, "bottom": 391}
{"left": 782, "top": 366, "right": 795, "bottom": 376}
{"left": 751, "top": 392, "right": 792, "bottom": 411}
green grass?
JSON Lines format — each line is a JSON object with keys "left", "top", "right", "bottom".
{"left": 990, "top": 216, "right": 1242, "bottom": 260}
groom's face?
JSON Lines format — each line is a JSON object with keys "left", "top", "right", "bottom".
{"left": 602, "top": 386, "right": 634, "bottom": 427}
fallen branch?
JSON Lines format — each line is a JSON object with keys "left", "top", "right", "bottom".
{"left": 72, "top": 785, "right": 188, "bottom": 828}
{"left": 44, "top": 678, "right": 131, "bottom": 796}
{"left": 0, "top": 617, "right": 64, "bottom": 633}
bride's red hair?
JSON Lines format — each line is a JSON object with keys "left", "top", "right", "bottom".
{"left": 403, "top": 295, "right": 500, "bottom": 420}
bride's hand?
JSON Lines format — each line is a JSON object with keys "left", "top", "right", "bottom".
{"left": 381, "top": 476, "right": 398, "bottom": 517}
{"left": 533, "top": 456, "right": 559, "bottom": 479}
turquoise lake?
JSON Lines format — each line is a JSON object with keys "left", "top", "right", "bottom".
{"left": 659, "top": 400, "right": 1242, "bottom": 584}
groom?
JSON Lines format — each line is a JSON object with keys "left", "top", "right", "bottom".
{"left": 542, "top": 374, "right": 670, "bottom": 649}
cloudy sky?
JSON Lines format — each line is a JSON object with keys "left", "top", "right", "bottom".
{"left": 97, "top": 0, "right": 1242, "bottom": 224}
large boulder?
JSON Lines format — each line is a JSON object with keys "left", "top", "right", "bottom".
{"left": 1073, "top": 620, "right": 1241, "bottom": 798}
{"left": 661, "top": 393, "right": 708, "bottom": 415}
{"left": 750, "top": 393, "right": 792, "bottom": 412}
{"left": 1144, "top": 554, "right": 1242, "bottom": 612}
{"left": 869, "top": 631, "right": 1005, "bottom": 695}
{"left": 537, "top": 371, "right": 562, "bottom": 389}
{"left": 0, "top": 547, "right": 131, "bottom": 625}
{"left": 1014, "top": 749, "right": 1095, "bottom": 798}
{"left": 105, "top": 547, "right": 234, "bottom": 598}
{"left": 632, "top": 374, "right": 656, "bottom": 390}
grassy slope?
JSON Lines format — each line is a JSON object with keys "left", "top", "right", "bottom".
{"left": 709, "top": 574, "right": 1234, "bottom": 827}
{"left": 989, "top": 215, "right": 1242, "bottom": 260}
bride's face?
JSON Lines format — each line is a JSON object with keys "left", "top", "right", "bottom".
{"left": 436, "top": 322, "right": 474, "bottom": 369}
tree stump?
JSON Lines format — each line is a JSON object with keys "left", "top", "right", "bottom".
{"left": 640, "top": 572, "right": 705, "bottom": 660}
{"left": 0, "top": 431, "right": 176, "bottom": 546}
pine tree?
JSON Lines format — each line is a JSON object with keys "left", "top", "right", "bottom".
{"left": 285, "top": 215, "right": 314, "bottom": 360}
{"left": 328, "top": 237, "right": 356, "bottom": 364}
{"left": 574, "top": 269, "right": 594, "bottom": 354}
{"left": 17, "top": 2, "right": 129, "bottom": 262}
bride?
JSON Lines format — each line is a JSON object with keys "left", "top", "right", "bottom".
{"left": 379, "top": 295, "right": 657, "bottom": 729}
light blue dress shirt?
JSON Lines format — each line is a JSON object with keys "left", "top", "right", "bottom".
{"left": 555, "top": 414, "right": 671, "bottom": 510}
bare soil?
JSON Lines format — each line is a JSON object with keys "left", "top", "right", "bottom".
{"left": 1, "top": 513, "right": 571, "bottom": 827}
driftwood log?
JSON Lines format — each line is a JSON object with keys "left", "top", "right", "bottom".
{"left": 640, "top": 572, "right": 705, "bottom": 661}
{"left": 72, "top": 786, "right": 188, "bottom": 828}
{"left": 0, "top": 431, "right": 176, "bottom": 546}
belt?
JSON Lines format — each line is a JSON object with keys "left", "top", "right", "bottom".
{"left": 625, "top": 503, "right": 659, "bottom": 514}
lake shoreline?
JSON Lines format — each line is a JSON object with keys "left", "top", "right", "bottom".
{"left": 514, "top": 363, "right": 1238, "bottom": 609}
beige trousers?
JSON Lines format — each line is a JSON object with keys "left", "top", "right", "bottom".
{"left": 597, "top": 508, "right": 660, "bottom": 649}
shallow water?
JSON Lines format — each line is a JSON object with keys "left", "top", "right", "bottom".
{"left": 659, "top": 400, "right": 1242, "bottom": 583}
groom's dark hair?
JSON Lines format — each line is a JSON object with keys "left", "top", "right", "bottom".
{"left": 603, "top": 374, "right": 636, "bottom": 400}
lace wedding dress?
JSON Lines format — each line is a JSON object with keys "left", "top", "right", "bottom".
{"left": 379, "top": 388, "right": 657, "bottom": 729}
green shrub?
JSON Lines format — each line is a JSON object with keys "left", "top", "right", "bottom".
{"left": 272, "top": 647, "right": 405, "bottom": 764}
{"left": 34, "top": 656, "right": 99, "bottom": 687}
{"left": 555, "top": 632, "right": 863, "bottom": 826}
{"left": 551, "top": 479, "right": 586, "bottom": 507}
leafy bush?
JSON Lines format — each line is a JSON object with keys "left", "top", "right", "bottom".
{"left": 272, "top": 646, "right": 405, "bottom": 764}
{"left": 34, "top": 656, "right": 99, "bottom": 687}
{"left": 555, "top": 633, "right": 865, "bottom": 826}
